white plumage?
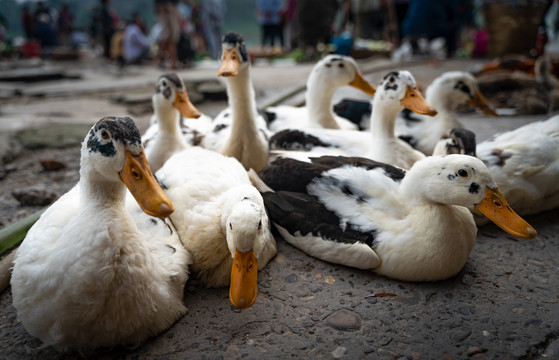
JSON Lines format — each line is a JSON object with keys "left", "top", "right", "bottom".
{"left": 157, "top": 146, "right": 277, "bottom": 309}
{"left": 255, "top": 154, "right": 536, "bottom": 282}
{"left": 267, "top": 54, "right": 376, "bottom": 132}
{"left": 11, "top": 117, "right": 190, "bottom": 354}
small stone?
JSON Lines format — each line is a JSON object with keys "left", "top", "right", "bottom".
{"left": 332, "top": 346, "right": 346, "bottom": 359}
{"left": 40, "top": 158, "right": 66, "bottom": 171}
{"left": 12, "top": 186, "right": 59, "bottom": 206}
{"left": 378, "top": 348, "right": 400, "bottom": 359}
{"left": 315, "top": 273, "right": 323, "bottom": 279}
{"left": 324, "top": 275, "right": 336, "bottom": 284}
{"left": 273, "top": 253, "right": 287, "bottom": 264}
{"left": 285, "top": 274, "right": 299, "bottom": 283}
{"left": 466, "top": 347, "right": 488, "bottom": 356}
{"left": 482, "top": 330, "right": 490, "bottom": 337}
{"left": 452, "top": 330, "right": 471, "bottom": 343}
{"left": 325, "top": 309, "right": 362, "bottom": 331}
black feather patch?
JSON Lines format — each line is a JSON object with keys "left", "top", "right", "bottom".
{"left": 263, "top": 191, "right": 377, "bottom": 247}
{"left": 259, "top": 155, "right": 405, "bottom": 194}
{"left": 468, "top": 182, "right": 480, "bottom": 194}
{"left": 269, "top": 129, "right": 334, "bottom": 151}
{"left": 454, "top": 80, "right": 472, "bottom": 96}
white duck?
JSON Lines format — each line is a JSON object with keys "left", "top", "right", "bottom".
{"left": 142, "top": 73, "right": 205, "bottom": 172}
{"left": 269, "top": 71, "right": 438, "bottom": 169}
{"left": 395, "top": 71, "right": 497, "bottom": 155}
{"left": 266, "top": 54, "right": 376, "bottom": 132}
{"left": 157, "top": 146, "right": 277, "bottom": 309}
{"left": 201, "top": 32, "right": 270, "bottom": 172}
{"left": 251, "top": 154, "right": 536, "bottom": 282}
{"left": 11, "top": 116, "right": 190, "bottom": 354}
{"left": 474, "top": 115, "right": 559, "bottom": 224}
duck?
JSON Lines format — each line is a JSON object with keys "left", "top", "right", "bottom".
{"left": 250, "top": 154, "right": 537, "bottom": 282}
{"left": 156, "top": 146, "right": 277, "bottom": 309}
{"left": 474, "top": 115, "right": 559, "bottom": 224}
{"left": 142, "top": 73, "right": 206, "bottom": 172}
{"left": 266, "top": 54, "right": 377, "bottom": 132}
{"left": 11, "top": 116, "right": 190, "bottom": 354}
{"left": 395, "top": 71, "right": 498, "bottom": 155}
{"left": 269, "top": 71, "right": 438, "bottom": 169}
{"left": 201, "top": 32, "right": 270, "bottom": 172}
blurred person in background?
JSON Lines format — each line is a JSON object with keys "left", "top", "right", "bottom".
{"left": 256, "top": 0, "right": 285, "bottom": 53}
{"left": 57, "top": 3, "right": 74, "bottom": 47}
{"left": 155, "top": 0, "right": 181, "bottom": 68}
{"left": 123, "top": 12, "right": 152, "bottom": 64}
{"left": 201, "top": 0, "right": 225, "bottom": 60}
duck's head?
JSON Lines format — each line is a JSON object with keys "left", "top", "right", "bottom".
{"left": 218, "top": 32, "right": 249, "bottom": 77}
{"left": 153, "top": 73, "right": 201, "bottom": 119}
{"left": 427, "top": 71, "right": 497, "bottom": 116}
{"left": 309, "top": 55, "right": 376, "bottom": 96}
{"left": 375, "top": 70, "right": 438, "bottom": 116}
{"left": 84, "top": 116, "right": 174, "bottom": 218}
{"left": 406, "top": 154, "right": 536, "bottom": 239}
{"left": 223, "top": 186, "right": 270, "bottom": 309}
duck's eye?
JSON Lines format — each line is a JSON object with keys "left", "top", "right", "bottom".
{"left": 162, "top": 80, "right": 167, "bottom": 87}
{"left": 458, "top": 169, "right": 468, "bottom": 177}
{"left": 325, "top": 63, "right": 332, "bottom": 68}
{"left": 101, "top": 130, "right": 110, "bottom": 140}
{"left": 258, "top": 220, "right": 262, "bottom": 230}
{"left": 338, "top": 63, "right": 344, "bottom": 68}
{"left": 229, "top": 223, "right": 233, "bottom": 230}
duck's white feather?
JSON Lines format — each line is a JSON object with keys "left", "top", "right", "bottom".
{"left": 11, "top": 117, "right": 190, "bottom": 354}
{"left": 157, "top": 147, "right": 276, "bottom": 288}
{"left": 475, "top": 115, "right": 559, "bottom": 223}
{"left": 267, "top": 55, "right": 375, "bottom": 132}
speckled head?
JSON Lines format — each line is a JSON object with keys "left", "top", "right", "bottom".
{"left": 222, "top": 32, "right": 248, "bottom": 63}
{"left": 87, "top": 116, "right": 142, "bottom": 157}
{"left": 376, "top": 70, "right": 436, "bottom": 116}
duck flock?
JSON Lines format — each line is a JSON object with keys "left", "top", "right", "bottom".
{"left": 9, "top": 32, "right": 559, "bottom": 354}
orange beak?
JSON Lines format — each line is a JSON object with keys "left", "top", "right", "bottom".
{"left": 218, "top": 48, "right": 240, "bottom": 77}
{"left": 475, "top": 187, "right": 537, "bottom": 239}
{"left": 401, "top": 85, "right": 438, "bottom": 116}
{"left": 119, "top": 149, "right": 174, "bottom": 218}
{"left": 173, "top": 90, "right": 201, "bottom": 119}
{"left": 467, "top": 90, "right": 498, "bottom": 117}
{"left": 229, "top": 249, "right": 258, "bottom": 309}
{"left": 348, "top": 72, "right": 376, "bottom": 96}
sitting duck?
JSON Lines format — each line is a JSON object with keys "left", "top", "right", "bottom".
{"left": 157, "top": 146, "right": 277, "bottom": 309}
{"left": 11, "top": 116, "right": 190, "bottom": 354}
{"left": 251, "top": 154, "right": 536, "bottom": 282}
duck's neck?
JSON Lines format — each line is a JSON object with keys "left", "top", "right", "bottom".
{"left": 226, "top": 67, "right": 259, "bottom": 139}
{"left": 155, "top": 105, "right": 183, "bottom": 135}
{"left": 370, "top": 98, "right": 401, "bottom": 141}
{"left": 306, "top": 80, "right": 340, "bottom": 129}
{"left": 426, "top": 89, "right": 461, "bottom": 129}
{"left": 79, "top": 170, "right": 127, "bottom": 215}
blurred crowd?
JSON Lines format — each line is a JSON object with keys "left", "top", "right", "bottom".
{"left": 0, "top": 0, "right": 556, "bottom": 67}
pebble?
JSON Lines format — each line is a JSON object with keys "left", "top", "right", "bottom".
{"left": 39, "top": 158, "right": 66, "bottom": 171}
{"left": 325, "top": 309, "right": 362, "bottom": 331}
{"left": 285, "top": 274, "right": 299, "bottom": 283}
{"left": 377, "top": 348, "right": 400, "bottom": 359}
{"left": 332, "top": 346, "right": 346, "bottom": 359}
{"left": 12, "top": 186, "right": 59, "bottom": 206}
{"left": 466, "top": 347, "right": 488, "bottom": 356}
{"left": 324, "top": 275, "right": 336, "bottom": 284}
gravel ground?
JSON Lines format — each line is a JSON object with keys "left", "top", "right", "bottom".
{"left": 0, "top": 58, "right": 558, "bottom": 359}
